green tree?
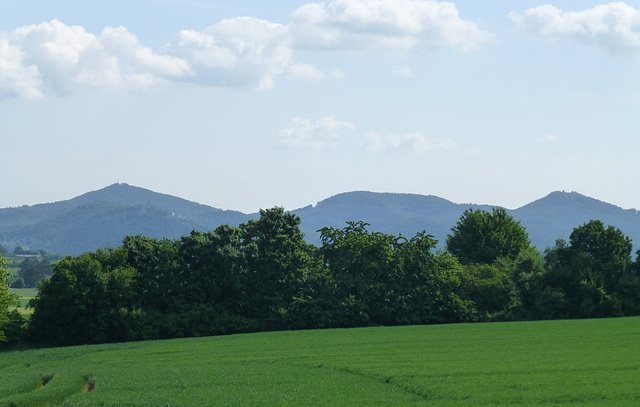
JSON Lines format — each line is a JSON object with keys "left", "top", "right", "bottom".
{"left": 240, "top": 207, "right": 313, "bottom": 329}
{"left": 318, "top": 222, "right": 472, "bottom": 327}
{"left": 395, "top": 231, "right": 473, "bottom": 324}
{"left": 318, "top": 221, "right": 399, "bottom": 327}
{"left": 459, "top": 263, "right": 514, "bottom": 321}
{"left": 178, "top": 226, "right": 245, "bottom": 312}
{"left": 28, "top": 248, "right": 137, "bottom": 346}
{"left": 505, "top": 248, "right": 553, "bottom": 320}
{"left": 123, "top": 236, "right": 181, "bottom": 314}
{"left": 11, "top": 276, "right": 25, "bottom": 289}
{"left": 175, "top": 226, "right": 259, "bottom": 336}
{"left": 0, "top": 243, "right": 8, "bottom": 257}
{"left": 544, "top": 220, "right": 639, "bottom": 318}
{"left": 446, "top": 207, "right": 531, "bottom": 265}
{"left": 0, "top": 254, "right": 19, "bottom": 343}
{"left": 19, "top": 257, "right": 52, "bottom": 287}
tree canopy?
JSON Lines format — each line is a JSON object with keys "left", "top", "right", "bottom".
{"left": 19, "top": 257, "right": 52, "bottom": 288}
{"left": 446, "top": 207, "right": 531, "bottom": 265}
{"left": 12, "top": 208, "right": 640, "bottom": 349}
{"left": 544, "top": 220, "right": 640, "bottom": 318}
{"left": 0, "top": 254, "right": 19, "bottom": 343}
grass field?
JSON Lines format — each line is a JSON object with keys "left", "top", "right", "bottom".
{"left": 8, "top": 288, "right": 38, "bottom": 316}
{"left": 1, "top": 317, "right": 639, "bottom": 406}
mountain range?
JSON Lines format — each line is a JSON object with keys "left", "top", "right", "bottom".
{"left": 1, "top": 183, "right": 639, "bottom": 256}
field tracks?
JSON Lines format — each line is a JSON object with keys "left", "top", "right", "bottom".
{"left": 311, "top": 363, "right": 435, "bottom": 401}
{"left": 0, "top": 370, "right": 95, "bottom": 407}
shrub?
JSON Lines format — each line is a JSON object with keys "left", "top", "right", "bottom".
{"left": 11, "top": 277, "right": 25, "bottom": 289}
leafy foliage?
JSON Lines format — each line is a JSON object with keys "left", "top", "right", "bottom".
{"left": 27, "top": 248, "right": 137, "bottom": 346}
{"left": 0, "top": 254, "right": 20, "bottom": 343}
{"left": 240, "top": 207, "right": 313, "bottom": 329}
{"left": 18, "top": 257, "right": 52, "bottom": 288}
{"left": 543, "top": 220, "right": 640, "bottom": 318}
{"left": 10, "top": 276, "right": 25, "bottom": 289}
{"left": 317, "top": 222, "right": 472, "bottom": 326}
{"left": 16, "top": 207, "right": 640, "bottom": 349}
{"left": 459, "top": 263, "right": 514, "bottom": 321}
{"left": 446, "top": 207, "right": 532, "bottom": 265}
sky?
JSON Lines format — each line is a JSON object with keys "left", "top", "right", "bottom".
{"left": 1, "top": 0, "right": 639, "bottom": 213}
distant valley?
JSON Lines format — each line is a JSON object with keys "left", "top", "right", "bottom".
{"left": 1, "top": 183, "right": 639, "bottom": 256}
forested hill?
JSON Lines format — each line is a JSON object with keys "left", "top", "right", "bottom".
{"left": 293, "top": 192, "right": 494, "bottom": 246}
{"left": 514, "top": 191, "right": 640, "bottom": 253}
{"left": 296, "top": 190, "right": 640, "bottom": 251}
{"left": 0, "top": 184, "right": 251, "bottom": 255}
{"left": 1, "top": 184, "right": 639, "bottom": 255}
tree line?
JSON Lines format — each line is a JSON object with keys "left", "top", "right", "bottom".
{"left": 1, "top": 207, "right": 639, "bottom": 348}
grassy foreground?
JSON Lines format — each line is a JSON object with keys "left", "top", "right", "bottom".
{"left": 1, "top": 317, "right": 639, "bottom": 406}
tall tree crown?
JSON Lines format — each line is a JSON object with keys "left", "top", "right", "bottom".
{"left": 446, "top": 207, "right": 531, "bottom": 265}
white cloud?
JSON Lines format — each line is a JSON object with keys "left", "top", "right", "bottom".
{"left": 101, "top": 27, "right": 191, "bottom": 79}
{"left": 0, "top": 38, "right": 44, "bottom": 99}
{"left": 0, "top": 1, "right": 492, "bottom": 98}
{"left": 0, "top": 17, "right": 289, "bottom": 97}
{"left": 365, "top": 131, "right": 456, "bottom": 153}
{"left": 0, "top": 20, "right": 192, "bottom": 97}
{"left": 510, "top": 3, "right": 640, "bottom": 54}
{"left": 168, "top": 17, "right": 291, "bottom": 90}
{"left": 288, "top": 63, "right": 325, "bottom": 81}
{"left": 291, "top": 0, "right": 493, "bottom": 52}
{"left": 278, "top": 116, "right": 356, "bottom": 150}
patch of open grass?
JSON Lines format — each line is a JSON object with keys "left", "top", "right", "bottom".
{"left": 8, "top": 288, "right": 38, "bottom": 316}
{"left": 1, "top": 317, "right": 639, "bottom": 406}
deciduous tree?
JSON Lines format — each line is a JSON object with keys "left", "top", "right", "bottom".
{"left": 0, "top": 254, "right": 19, "bottom": 343}
{"left": 318, "top": 222, "right": 473, "bottom": 327}
{"left": 240, "top": 207, "right": 313, "bottom": 329}
{"left": 19, "top": 257, "right": 52, "bottom": 287}
{"left": 446, "top": 207, "right": 531, "bottom": 265}
{"left": 544, "top": 220, "right": 639, "bottom": 318}
{"left": 28, "top": 248, "right": 137, "bottom": 346}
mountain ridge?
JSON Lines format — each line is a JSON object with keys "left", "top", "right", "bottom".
{"left": 1, "top": 184, "right": 638, "bottom": 255}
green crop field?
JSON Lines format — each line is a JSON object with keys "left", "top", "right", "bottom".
{"left": 9, "top": 288, "right": 38, "bottom": 316}
{"left": 1, "top": 317, "right": 639, "bottom": 406}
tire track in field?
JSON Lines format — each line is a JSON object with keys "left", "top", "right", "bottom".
{"left": 0, "top": 373, "right": 95, "bottom": 407}
{"left": 311, "top": 363, "right": 440, "bottom": 402}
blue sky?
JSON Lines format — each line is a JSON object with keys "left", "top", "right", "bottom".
{"left": 1, "top": 0, "right": 639, "bottom": 213}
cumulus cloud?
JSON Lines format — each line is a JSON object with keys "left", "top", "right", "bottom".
{"left": 365, "top": 131, "right": 456, "bottom": 153}
{"left": 510, "top": 3, "right": 640, "bottom": 54}
{"left": 291, "top": 0, "right": 493, "bottom": 52}
{"left": 0, "top": 18, "right": 290, "bottom": 97}
{"left": 0, "top": 1, "right": 491, "bottom": 98}
{"left": 168, "top": 17, "right": 291, "bottom": 90}
{"left": 0, "top": 20, "right": 191, "bottom": 98}
{"left": 0, "top": 38, "right": 43, "bottom": 99}
{"left": 288, "top": 63, "right": 325, "bottom": 81}
{"left": 278, "top": 116, "right": 356, "bottom": 149}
